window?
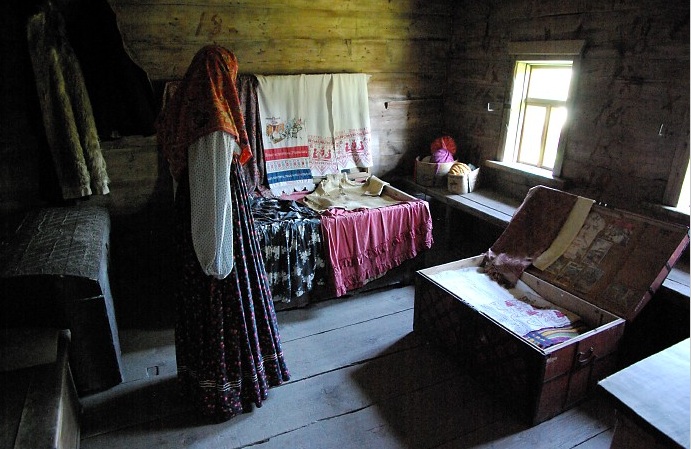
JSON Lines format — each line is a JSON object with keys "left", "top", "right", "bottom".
{"left": 498, "top": 40, "right": 585, "bottom": 177}
{"left": 676, "top": 162, "right": 690, "bottom": 213}
{"left": 662, "top": 138, "right": 690, "bottom": 216}
{"left": 503, "top": 61, "right": 573, "bottom": 171}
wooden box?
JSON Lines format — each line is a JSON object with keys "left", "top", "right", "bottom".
{"left": 599, "top": 338, "right": 690, "bottom": 449}
{"left": 414, "top": 192, "right": 689, "bottom": 425}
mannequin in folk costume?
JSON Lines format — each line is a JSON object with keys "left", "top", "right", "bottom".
{"left": 156, "top": 45, "right": 289, "bottom": 422}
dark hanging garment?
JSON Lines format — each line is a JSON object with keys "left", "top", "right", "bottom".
{"left": 61, "top": 0, "right": 157, "bottom": 139}
{"left": 236, "top": 74, "right": 266, "bottom": 194}
{"left": 26, "top": 1, "right": 110, "bottom": 200}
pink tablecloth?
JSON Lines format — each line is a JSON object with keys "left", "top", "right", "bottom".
{"left": 320, "top": 200, "right": 433, "bottom": 296}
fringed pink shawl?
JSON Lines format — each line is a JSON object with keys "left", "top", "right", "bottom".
{"left": 320, "top": 200, "right": 433, "bottom": 296}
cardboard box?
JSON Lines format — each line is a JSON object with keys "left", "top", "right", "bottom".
{"left": 414, "top": 157, "right": 454, "bottom": 187}
{"left": 447, "top": 168, "right": 479, "bottom": 194}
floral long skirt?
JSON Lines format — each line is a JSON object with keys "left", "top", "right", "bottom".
{"left": 173, "top": 159, "right": 290, "bottom": 422}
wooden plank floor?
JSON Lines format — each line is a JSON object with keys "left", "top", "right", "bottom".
{"left": 79, "top": 283, "right": 616, "bottom": 448}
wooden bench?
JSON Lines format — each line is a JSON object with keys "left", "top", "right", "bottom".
{"left": 394, "top": 177, "right": 519, "bottom": 244}
{"left": 0, "top": 329, "right": 81, "bottom": 449}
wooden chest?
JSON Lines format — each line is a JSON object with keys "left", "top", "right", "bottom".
{"left": 0, "top": 206, "right": 123, "bottom": 394}
{"left": 414, "top": 189, "right": 689, "bottom": 425}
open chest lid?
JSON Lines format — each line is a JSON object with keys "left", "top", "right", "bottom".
{"left": 511, "top": 192, "right": 690, "bottom": 322}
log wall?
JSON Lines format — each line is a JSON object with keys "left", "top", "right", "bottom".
{"left": 0, "top": 0, "right": 455, "bottom": 319}
{"left": 1, "top": 0, "right": 453, "bottom": 217}
{"left": 107, "top": 0, "right": 453, "bottom": 189}
{"left": 3, "top": 1, "right": 688, "bottom": 216}
{"left": 445, "top": 0, "right": 689, "bottom": 212}
{"left": 1, "top": 1, "right": 688, "bottom": 320}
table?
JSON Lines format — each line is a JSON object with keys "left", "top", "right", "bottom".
{"left": 599, "top": 339, "right": 690, "bottom": 449}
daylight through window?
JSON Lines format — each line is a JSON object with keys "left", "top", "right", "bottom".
{"left": 504, "top": 61, "right": 573, "bottom": 171}
{"left": 677, "top": 162, "right": 690, "bottom": 213}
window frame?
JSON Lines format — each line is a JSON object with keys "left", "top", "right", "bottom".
{"left": 514, "top": 63, "right": 571, "bottom": 169}
{"left": 498, "top": 40, "right": 585, "bottom": 178}
{"left": 677, "top": 163, "right": 690, "bottom": 212}
{"left": 662, "top": 146, "right": 691, "bottom": 213}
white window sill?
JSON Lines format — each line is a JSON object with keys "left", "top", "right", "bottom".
{"left": 484, "top": 160, "right": 566, "bottom": 190}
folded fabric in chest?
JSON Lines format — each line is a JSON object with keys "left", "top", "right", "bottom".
{"left": 428, "top": 266, "right": 590, "bottom": 349}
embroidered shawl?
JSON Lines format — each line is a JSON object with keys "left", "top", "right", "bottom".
{"left": 156, "top": 45, "right": 252, "bottom": 181}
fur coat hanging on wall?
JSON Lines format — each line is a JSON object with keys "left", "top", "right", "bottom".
{"left": 26, "top": 0, "right": 110, "bottom": 200}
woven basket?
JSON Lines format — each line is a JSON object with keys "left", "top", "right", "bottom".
{"left": 414, "top": 157, "right": 455, "bottom": 187}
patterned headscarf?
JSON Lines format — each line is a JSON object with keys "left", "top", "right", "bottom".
{"left": 156, "top": 45, "right": 252, "bottom": 181}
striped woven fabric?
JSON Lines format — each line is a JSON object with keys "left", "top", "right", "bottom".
{"left": 523, "top": 321, "right": 590, "bottom": 349}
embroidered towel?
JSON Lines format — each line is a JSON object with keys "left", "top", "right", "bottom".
{"left": 256, "top": 75, "right": 315, "bottom": 196}
{"left": 304, "top": 74, "right": 337, "bottom": 176}
{"left": 331, "top": 74, "right": 372, "bottom": 170}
